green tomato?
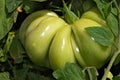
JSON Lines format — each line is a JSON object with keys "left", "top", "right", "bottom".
{"left": 71, "top": 8, "right": 113, "bottom": 69}
{"left": 25, "top": 17, "right": 67, "bottom": 67}
{"left": 19, "top": 10, "right": 58, "bottom": 46}
{"left": 72, "top": 18, "right": 112, "bottom": 69}
{"left": 81, "top": 7, "right": 107, "bottom": 27}
{"left": 19, "top": 10, "right": 75, "bottom": 68}
{"left": 19, "top": 8, "right": 114, "bottom": 70}
{"left": 49, "top": 25, "right": 76, "bottom": 70}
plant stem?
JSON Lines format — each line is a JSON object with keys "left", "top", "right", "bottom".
{"left": 112, "top": 0, "right": 119, "bottom": 12}
{"left": 62, "top": 0, "right": 79, "bottom": 24}
{"left": 101, "top": 50, "right": 120, "bottom": 80}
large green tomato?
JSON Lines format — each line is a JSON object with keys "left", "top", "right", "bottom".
{"left": 19, "top": 10, "right": 76, "bottom": 68}
{"left": 19, "top": 8, "right": 113, "bottom": 70}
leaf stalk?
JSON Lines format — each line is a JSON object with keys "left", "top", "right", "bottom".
{"left": 101, "top": 50, "right": 120, "bottom": 80}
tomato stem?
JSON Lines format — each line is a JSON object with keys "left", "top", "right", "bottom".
{"left": 112, "top": 0, "right": 119, "bottom": 12}
{"left": 62, "top": 0, "right": 79, "bottom": 24}
{"left": 101, "top": 50, "right": 120, "bottom": 80}
{"left": 102, "top": 2, "right": 120, "bottom": 78}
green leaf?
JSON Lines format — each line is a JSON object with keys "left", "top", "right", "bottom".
{"left": 0, "top": 72, "right": 10, "bottom": 80}
{"left": 113, "top": 75, "right": 120, "bottom": 80}
{"left": 93, "top": 0, "right": 112, "bottom": 18}
{"left": 62, "top": 0, "right": 79, "bottom": 24}
{"left": 3, "top": 32, "right": 15, "bottom": 55}
{"left": 0, "top": 49, "right": 4, "bottom": 61}
{"left": 5, "top": 0, "right": 22, "bottom": 13}
{"left": 13, "top": 64, "right": 29, "bottom": 80}
{"left": 106, "top": 13, "right": 118, "bottom": 37}
{"left": 0, "top": 0, "right": 18, "bottom": 40}
{"left": 85, "top": 27, "right": 114, "bottom": 46}
{"left": 83, "top": 0, "right": 95, "bottom": 12}
{"left": 30, "top": 0, "right": 47, "bottom": 2}
{"left": 27, "top": 72, "right": 52, "bottom": 80}
{"left": 53, "top": 63, "right": 86, "bottom": 80}
{"left": 9, "top": 34, "right": 24, "bottom": 63}
{"left": 23, "top": 1, "right": 47, "bottom": 13}
{"left": 85, "top": 67, "right": 98, "bottom": 80}
{"left": 113, "top": 53, "right": 120, "bottom": 65}
{"left": 93, "top": 0, "right": 119, "bottom": 37}
{"left": 70, "top": 0, "right": 84, "bottom": 17}
{"left": 0, "top": 32, "right": 15, "bottom": 62}
{"left": 111, "top": 7, "right": 118, "bottom": 16}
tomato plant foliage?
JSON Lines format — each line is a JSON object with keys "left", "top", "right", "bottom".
{"left": 0, "top": 0, "right": 120, "bottom": 80}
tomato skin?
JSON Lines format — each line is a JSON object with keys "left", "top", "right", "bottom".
{"left": 71, "top": 8, "right": 113, "bottom": 69}
{"left": 49, "top": 25, "right": 76, "bottom": 70}
{"left": 25, "top": 16, "right": 68, "bottom": 67}
{"left": 81, "top": 7, "right": 107, "bottom": 27}
{"left": 19, "top": 10, "right": 58, "bottom": 46}
{"left": 19, "top": 10, "right": 75, "bottom": 68}
{"left": 72, "top": 18, "right": 112, "bottom": 69}
{"left": 19, "top": 8, "right": 113, "bottom": 70}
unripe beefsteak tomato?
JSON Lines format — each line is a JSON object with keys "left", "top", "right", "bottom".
{"left": 19, "top": 8, "right": 113, "bottom": 70}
